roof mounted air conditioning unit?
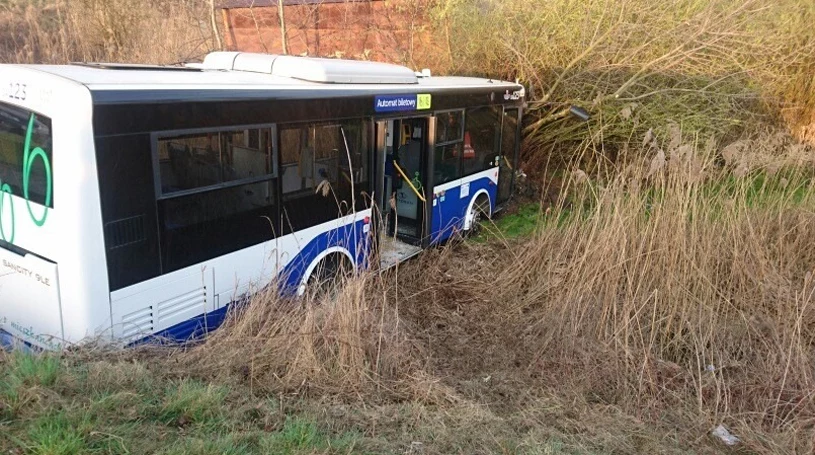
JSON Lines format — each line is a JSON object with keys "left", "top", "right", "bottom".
{"left": 198, "top": 52, "right": 419, "bottom": 84}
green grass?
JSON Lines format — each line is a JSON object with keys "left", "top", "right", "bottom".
{"left": 26, "top": 411, "right": 90, "bottom": 455}
{"left": 158, "top": 379, "right": 228, "bottom": 425}
{"left": 0, "top": 352, "right": 364, "bottom": 455}
{"left": 262, "top": 417, "right": 361, "bottom": 454}
{"left": 3, "top": 351, "right": 61, "bottom": 388}
{"left": 475, "top": 202, "right": 542, "bottom": 242}
{"left": 0, "top": 350, "right": 664, "bottom": 454}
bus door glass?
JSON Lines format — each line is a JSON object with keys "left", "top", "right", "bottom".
{"left": 385, "top": 118, "right": 427, "bottom": 240}
{"left": 497, "top": 108, "right": 519, "bottom": 205}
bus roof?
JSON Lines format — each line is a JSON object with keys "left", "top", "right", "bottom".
{"left": 7, "top": 53, "right": 524, "bottom": 105}
{"left": 11, "top": 63, "right": 521, "bottom": 93}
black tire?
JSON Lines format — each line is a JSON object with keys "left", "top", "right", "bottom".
{"left": 305, "top": 253, "right": 354, "bottom": 297}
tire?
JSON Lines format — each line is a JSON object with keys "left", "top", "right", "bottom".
{"left": 466, "top": 195, "right": 491, "bottom": 236}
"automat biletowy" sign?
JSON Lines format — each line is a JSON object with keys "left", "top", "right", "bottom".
{"left": 374, "top": 94, "right": 432, "bottom": 113}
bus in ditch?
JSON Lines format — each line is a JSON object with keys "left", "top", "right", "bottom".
{"left": 0, "top": 52, "right": 524, "bottom": 350}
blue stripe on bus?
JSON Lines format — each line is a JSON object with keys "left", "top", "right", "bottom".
{"left": 430, "top": 175, "right": 497, "bottom": 244}
{"left": 5, "top": 174, "right": 492, "bottom": 350}
{"left": 140, "top": 217, "right": 372, "bottom": 344}
{"left": 0, "top": 329, "right": 42, "bottom": 353}
{"left": 0, "top": 328, "right": 22, "bottom": 351}
{"left": 277, "top": 218, "right": 371, "bottom": 292}
{"left": 135, "top": 305, "right": 231, "bottom": 346}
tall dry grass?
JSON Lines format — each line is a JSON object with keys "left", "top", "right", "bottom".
{"left": 0, "top": 0, "right": 214, "bottom": 64}
{"left": 518, "top": 141, "right": 815, "bottom": 452}
{"left": 174, "top": 270, "right": 445, "bottom": 402}
{"left": 343, "top": 132, "right": 808, "bottom": 452}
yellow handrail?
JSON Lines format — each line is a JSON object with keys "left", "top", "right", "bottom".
{"left": 392, "top": 161, "right": 427, "bottom": 203}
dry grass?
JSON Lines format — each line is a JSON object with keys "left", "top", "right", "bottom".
{"left": 389, "top": 132, "right": 815, "bottom": 453}
{"left": 173, "top": 270, "right": 448, "bottom": 403}
{"left": 155, "top": 129, "right": 814, "bottom": 452}
{"left": 0, "top": 0, "right": 213, "bottom": 64}
{"left": 433, "top": 0, "right": 815, "bottom": 170}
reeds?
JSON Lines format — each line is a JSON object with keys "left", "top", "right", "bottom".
{"left": 493, "top": 132, "right": 814, "bottom": 452}
{"left": 173, "top": 255, "right": 438, "bottom": 401}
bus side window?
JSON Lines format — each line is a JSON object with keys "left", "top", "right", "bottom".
{"left": 280, "top": 120, "right": 369, "bottom": 234}
{"left": 461, "top": 106, "right": 500, "bottom": 177}
{"left": 96, "top": 133, "right": 162, "bottom": 291}
{"left": 157, "top": 128, "right": 273, "bottom": 195}
{"left": 280, "top": 126, "right": 307, "bottom": 194}
{"left": 154, "top": 126, "right": 279, "bottom": 273}
{"left": 434, "top": 110, "right": 464, "bottom": 184}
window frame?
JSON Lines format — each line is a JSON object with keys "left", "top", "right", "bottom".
{"left": 460, "top": 105, "right": 501, "bottom": 177}
{"left": 432, "top": 109, "right": 466, "bottom": 184}
{"left": 151, "top": 123, "right": 278, "bottom": 201}
{"left": 277, "top": 119, "right": 369, "bottom": 199}
{"left": 434, "top": 109, "right": 465, "bottom": 148}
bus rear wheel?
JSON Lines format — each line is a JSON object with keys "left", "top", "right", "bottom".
{"left": 466, "top": 195, "right": 491, "bottom": 236}
{"left": 305, "top": 253, "right": 354, "bottom": 298}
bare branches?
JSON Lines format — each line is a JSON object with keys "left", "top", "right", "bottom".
{"left": 277, "top": 0, "right": 287, "bottom": 54}
{"left": 209, "top": 0, "right": 223, "bottom": 50}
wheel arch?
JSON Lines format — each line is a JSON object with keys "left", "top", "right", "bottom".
{"left": 297, "top": 246, "right": 356, "bottom": 296}
{"left": 463, "top": 190, "right": 492, "bottom": 230}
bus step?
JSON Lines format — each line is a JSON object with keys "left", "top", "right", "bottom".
{"left": 379, "top": 236, "right": 422, "bottom": 270}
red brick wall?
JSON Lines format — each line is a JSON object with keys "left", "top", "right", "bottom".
{"left": 221, "top": 0, "right": 449, "bottom": 71}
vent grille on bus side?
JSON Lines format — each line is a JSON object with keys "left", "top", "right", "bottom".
{"left": 105, "top": 215, "right": 146, "bottom": 249}
{"left": 156, "top": 289, "right": 207, "bottom": 326}
{"left": 121, "top": 307, "right": 153, "bottom": 340}
{"left": 118, "top": 288, "right": 207, "bottom": 341}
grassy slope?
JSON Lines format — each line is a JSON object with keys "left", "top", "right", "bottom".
{"left": 0, "top": 350, "right": 693, "bottom": 455}
{"left": 0, "top": 352, "right": 364, "bottom": 454}
{"left": 3, "top": 158, "right": 814, "bottom": 454}
{"left": 3, "top": 170, "right": 813, "bottom": 453}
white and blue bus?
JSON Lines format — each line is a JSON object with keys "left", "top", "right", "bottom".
{"left": 0, "top": 52, "right": 523, "bottom": 350}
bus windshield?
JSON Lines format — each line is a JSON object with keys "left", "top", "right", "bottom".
{"left": 0, "top": 102, "right": 53, "bottom": 214}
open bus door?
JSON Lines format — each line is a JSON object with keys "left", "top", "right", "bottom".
{"left": 373, "top": 117, "right": 431, "bottom": 269}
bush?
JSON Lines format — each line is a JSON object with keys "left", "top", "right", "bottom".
{"left": 432, "top": 0, "right": 815, "bottom": 171}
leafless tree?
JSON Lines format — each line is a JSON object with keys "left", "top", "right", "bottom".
{"left": 209, "top": 0, "right": 223, "bottom": 50}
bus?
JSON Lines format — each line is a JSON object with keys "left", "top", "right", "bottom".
{"left": 0, "top": 52, "right": 524, "bottom": 350}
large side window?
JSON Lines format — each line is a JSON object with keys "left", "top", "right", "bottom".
{"left": 433, "top": 110, "right": 463, "bottom": 184}
{"left": 157, "top": 127, "right": 273, "bottom": 195}
{"left": 0, "top": 103, "right": 52, "bottom": 208}
{"left": 279, "top": 119, "right": 369, "bottom": 233}
{"left": 461, "top": 106, "right": 500, "bottom": 177}
{"left": 155, "top": 126, "right": 279, "bottom": 273}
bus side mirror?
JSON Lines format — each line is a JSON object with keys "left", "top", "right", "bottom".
{"left": 569, "top": 106, "right": 590, "bottom": 121}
